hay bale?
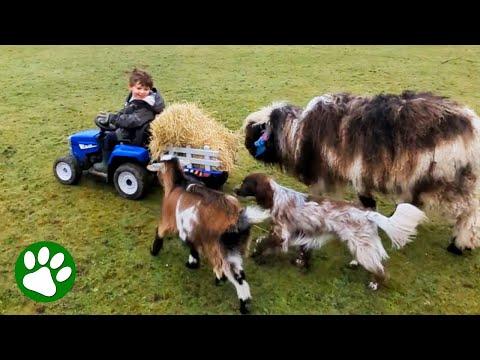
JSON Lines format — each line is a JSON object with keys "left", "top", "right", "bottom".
{"left": 148, "top": 103, "right": 240, "bottom": 171}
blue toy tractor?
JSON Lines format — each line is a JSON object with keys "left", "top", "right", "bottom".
{"left": 53, "top": 117, "right": 229, "bottom": 200}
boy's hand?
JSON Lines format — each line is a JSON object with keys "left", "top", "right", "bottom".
{"left": 95, "top": 112, "right": 117, "bottom": 129}
{"left": 96, "top": 112, "right": 110, "bottom": 125}
{"left": 108, "top": 113, "right": 118, "bottom": 126}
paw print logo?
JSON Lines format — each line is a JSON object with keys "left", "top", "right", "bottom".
{"left": 15, "top": 241, "right": 76, "bottom": 302}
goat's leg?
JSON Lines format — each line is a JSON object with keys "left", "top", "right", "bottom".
{"left": 151, "top": 216, "right": 177, "bottom": 256}
{"left": 214, "top": 273, "right": 227, "bottom": 286}
{"left": 185, "top": 240, "right": 200, "bottom": 269}
{"left": 151, "top": 226, "right": 166, "bottom": 256}
{"left": 223, "top": 259, "right": 251, "bottom": 314}
{"left": 228, "top": 252, "right": 246, "bottom": 283}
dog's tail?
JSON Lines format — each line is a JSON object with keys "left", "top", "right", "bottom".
{"left": 367, "top": 203, "right": 428, "bottom": 249}
{"left": 221, "top": 206, "right": 270, "bottom": 250}
{"left": 243, "top": 206, "right": 271, "bottom": 225}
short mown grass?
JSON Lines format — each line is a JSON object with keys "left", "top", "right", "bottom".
{"left": 1, "top": 46, "right": 480, "bottom": 314}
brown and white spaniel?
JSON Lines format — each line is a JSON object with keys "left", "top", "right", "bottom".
{"left": 235, "top": 173, "right": 427, "bottom": 289}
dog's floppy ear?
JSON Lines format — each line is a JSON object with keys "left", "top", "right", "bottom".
{"left": 255, "top": 176, "right": 274, "bottom": 209}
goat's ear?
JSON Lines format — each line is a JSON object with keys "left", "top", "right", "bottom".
{"left": 160, "top": 154, "right": 174, "bottom": 162}
{"left": 147, "top": 163, "right": 165, "bottom": 173}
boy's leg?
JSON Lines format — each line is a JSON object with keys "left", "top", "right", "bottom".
{"left": 93, "top": 131, "right": 118, "bottom": 172}
{"left": 104, "top": 131, "right": 119, "bottom": 151}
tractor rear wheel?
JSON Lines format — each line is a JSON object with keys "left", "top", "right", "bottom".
{"left": 113, "top": 163, "right": 148, "bottom": 200}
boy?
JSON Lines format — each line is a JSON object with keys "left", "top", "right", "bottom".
{"left": 93, "top": 68, "right": 165, "bottom": 172}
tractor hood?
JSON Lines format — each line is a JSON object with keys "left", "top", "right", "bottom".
{"left": 69, "top": 129, "right": 101, "bottom": 144}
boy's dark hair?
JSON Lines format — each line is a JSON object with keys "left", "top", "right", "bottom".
{"left": 129, "top": 68, "right": 154, "bottom": 88}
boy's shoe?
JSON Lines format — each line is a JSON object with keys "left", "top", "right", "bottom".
{"left": 93, "top": 161, "right": 108, "bottom": 173}
{"left": 92, "top": 149, "right": 110, "bottom": 173}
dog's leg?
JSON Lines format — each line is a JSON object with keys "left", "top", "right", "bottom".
{"left": 348, "top": 259, "right": 359, "bottom": 268}
{"left": 342, "top": 233, "right": 388, "bottom": 290}
{"left": 358, "top": 193, "right": 377, "bottom": 210}
{"left": 293, "top": 245, "right": 311, "bottom": 270}
{"left": 368, "top": 270, "right": 389, "bottom": 291}
{"left": 251, "top": 231, "right": 282, "bottom": 261}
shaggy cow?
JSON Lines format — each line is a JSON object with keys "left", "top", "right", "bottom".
{"left": 244, "top": 91, "right": 480, "bottom": 254}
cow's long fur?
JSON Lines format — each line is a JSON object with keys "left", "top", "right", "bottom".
{"left": 147, "top": 156, "right": 269, "bottom": 314}
{"left": 244, "top": 91, "right": 480, "bottom": 251}
{"left": 235, "top": 173, "right": 427, "bottom": 289}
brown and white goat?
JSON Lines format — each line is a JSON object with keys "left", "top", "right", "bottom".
{"left": 243, "top": 91, "right": 480, "bottom": 255}
{"left": 235, "top": 173, "right": 427, "bottom": 289}
{"left": 147, "top": 156, "right": 270, "bottom": 314}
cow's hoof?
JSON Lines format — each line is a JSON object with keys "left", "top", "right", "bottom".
{"left": 447, "top": 242, "right": 463, "bottom": 255}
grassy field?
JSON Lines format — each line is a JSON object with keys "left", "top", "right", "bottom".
{"left": 1, "top": 45, "right": 480, "bottom": 315}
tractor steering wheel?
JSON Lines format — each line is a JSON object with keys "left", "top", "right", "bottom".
{"left": 95, "top": 113, "right": 117, "bottom": 131}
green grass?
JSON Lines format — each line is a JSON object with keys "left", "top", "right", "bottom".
{"left": 1, "top": 45, "right": 480, "bottom": 314}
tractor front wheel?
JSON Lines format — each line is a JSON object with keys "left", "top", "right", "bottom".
{"left": 53, "top": 155, "right": 82, "bottom": 185}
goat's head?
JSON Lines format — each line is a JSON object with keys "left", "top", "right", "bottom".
{"left": 234, "top": 173, "right": 274, "bottom": 209}
{"left": 147, "top": 155, "right": 185, "bottom": 188}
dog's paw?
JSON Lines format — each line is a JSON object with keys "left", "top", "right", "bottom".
{"left": 291, "top": 256, "right": 309, "bottom": 269}
{"left": 368, "top": 281, "right": 378, "bottom": 291}
{"left": 348, "top": 260, "right": 359, "bottom": 268}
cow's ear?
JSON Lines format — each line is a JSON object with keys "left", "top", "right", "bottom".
{"left": 270, "top": 107, "right": 287, "bottom": 128}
